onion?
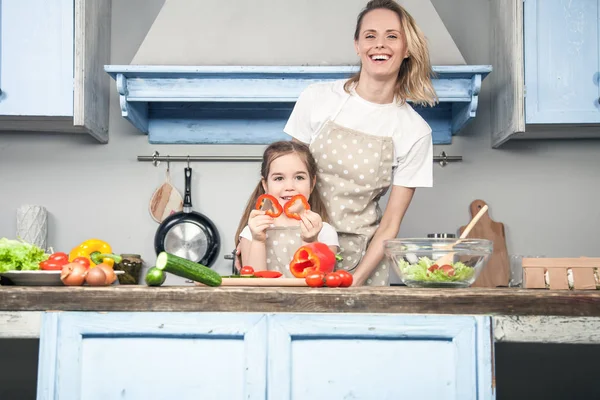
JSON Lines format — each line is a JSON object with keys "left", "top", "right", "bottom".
{"left": 95, "top": 263, "right": 117, "bottom": 285}
{"left": 60, "top": 263, "right": 87, "bottom": 286}
{"left": 85, "top": 267, "right": 107, "bottom": 286}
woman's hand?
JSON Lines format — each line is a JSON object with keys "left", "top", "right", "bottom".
{"left": 300, "top": 210, "right": 323, "bottom": 243}
{"left": 248, "top": 210, "right": 273, "bottom": 242}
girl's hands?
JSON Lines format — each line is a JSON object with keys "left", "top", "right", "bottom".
{"left": 300, "top": 210, "right": 323, "bottom": 243}
{"left": 248, "top": 210, "right": 274, "bottom": 242}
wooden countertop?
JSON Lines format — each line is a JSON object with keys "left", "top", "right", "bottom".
{"left": 1, "top": 286, "right": 600, "bottom": 316}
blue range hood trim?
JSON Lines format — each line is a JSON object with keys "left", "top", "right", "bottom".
{"left": 105, "top": 65, "right": 491, "bottom": 145}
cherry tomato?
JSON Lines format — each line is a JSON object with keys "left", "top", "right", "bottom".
{"left": 39, "top": 260, "right": 65, "bottom": 271}
{"left": 336, "top": 270, "right": 353, "bottom": 287}
{"left": 240, "top": 266, "right": 254, "bottom": 276}
{"left": 325, "top": 272, "right": 342, "bottom": 288}
{"left": 72, "top": 257, "right": 91, "bottom": 268}
{"left": 305, "top": 272, "right": 325, "bottom": 287}
{"left": 427, "top": 264, "right": 440, "bottom": 272}
{"left": 440, "top": 264, "right": 455, "bottom": 276}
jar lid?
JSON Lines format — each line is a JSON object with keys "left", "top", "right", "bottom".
{"left": 120, "top": 254, "right": 142, "bottom": 258}
{"left": 427, "top": 233, "right": 456, "bottom": 238}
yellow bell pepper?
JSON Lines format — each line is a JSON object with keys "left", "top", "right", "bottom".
{"left": 69, "top": 239, "right": 121, "bottom": 267}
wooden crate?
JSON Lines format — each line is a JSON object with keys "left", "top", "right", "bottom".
{"left": 523, "top": 258, "right": 600, "bottom": 290}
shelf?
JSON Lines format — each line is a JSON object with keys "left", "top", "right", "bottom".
{"left": 105, "top": 65, "right": 491, "bottom": 145}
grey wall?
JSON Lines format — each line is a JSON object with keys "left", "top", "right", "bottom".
{"left": 2, "top": 1, "right": 600, "bottom": 399}
{"left": 1, "top": 0, "right": 599, "bottom": 287}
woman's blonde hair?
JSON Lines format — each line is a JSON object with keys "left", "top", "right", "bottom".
{"left": 234, "top": 141, "right": 330, "bottom": 246}
{"left": 344, "top": 0, "right": 438, "bottom": 107}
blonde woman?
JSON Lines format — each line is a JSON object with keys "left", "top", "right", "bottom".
{"left": 284, "top": 0, "right": 438, "bottom": 286}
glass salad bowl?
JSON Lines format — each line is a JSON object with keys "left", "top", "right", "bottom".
{"left": 384, "top": 238, "right": 493, "bottom": 288}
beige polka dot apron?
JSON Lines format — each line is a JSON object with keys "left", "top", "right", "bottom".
{"left": 264, "top": 226, "right": 302, "bottom": 278}
{"left": 309, "top": 95, "right": 394, "bottom": 286}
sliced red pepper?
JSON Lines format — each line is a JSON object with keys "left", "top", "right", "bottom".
{"left": 289, "top": 242, "right": 336, "bottom": 278}
{"left": 283, "top": 194, "right": 310, "bottom": 220}
{"left": 253, "top": 270, "right": 283, "bottom": 278}
{"left": 255, "top": 194, "right": 283, "bottom": 218}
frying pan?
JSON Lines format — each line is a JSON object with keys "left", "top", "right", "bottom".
{"left": 154, "top": 166, "right": 220, "bottom": 267}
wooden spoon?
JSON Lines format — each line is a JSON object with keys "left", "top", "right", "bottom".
{"left": 433, "top": 205, "right": 489, "bottom": 266}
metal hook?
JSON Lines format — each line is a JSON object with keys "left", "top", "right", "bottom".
{"left": 166, "top": 155, "right": 170, "bottom": 172}
{"left": 152, "top": 151, "right": 160, "bottom": 167}
{"left": 187, "top": 155, "right": 190, "bottom": 168}
{"left": 439, "top": 151, "right": 448, "bottom": 167}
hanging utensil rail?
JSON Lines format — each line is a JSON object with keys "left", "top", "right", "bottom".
{"left": 138, "top": 151, "right": 462, "bottom": 167}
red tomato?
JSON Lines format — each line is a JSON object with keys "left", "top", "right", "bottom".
{"left": 72, "top": 257, "right": 91, "bottom": 268}
{"left": 440, "top": 264, "right": 455, "bottom": 276}
{"left": 336, "top": 270, "right": 353, "bottom": 287}
{"left": 305, "top": 272, "right": 325, "bottom": 287}
{"left": 325, "top": 272, "right": 342, "bottom": 288}
{"left": 427, "top": 264, "right": 440, "bottom": 272}
{"left": 49, "top": 252, "right": 69, "bottom": 264}
{"left": 240, "top": 266, "right": 254, "bottom": 276}
{"left": 39, "top": 260, "right": 64, "bottom": 271}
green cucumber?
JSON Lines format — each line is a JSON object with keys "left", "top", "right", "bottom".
{"left": 145, "top": 267, "right": 166, "bottom": 286}
{"left": 156, "top": 252, "right": 222, "bottom": 287}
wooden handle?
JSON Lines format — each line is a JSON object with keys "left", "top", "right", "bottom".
{"left": 434, "top": 205, "right": 489, "bottom": 266}
{"left": 460, "top": 205, "right": 488, "bottom": 239}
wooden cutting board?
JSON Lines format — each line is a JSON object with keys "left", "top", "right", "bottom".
{"left": 459, "top": 199, "right": 510, "bottom": 287}
{"left": 197, "top": 278, "right": 308, "bottom": 287}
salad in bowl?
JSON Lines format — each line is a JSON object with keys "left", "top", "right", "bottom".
{"left": 384, "top": 238, "right": 493, "bottom": 288}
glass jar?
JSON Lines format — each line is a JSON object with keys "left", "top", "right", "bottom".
{"left": 114, "top": 254, "right": 143, "bottom": 285}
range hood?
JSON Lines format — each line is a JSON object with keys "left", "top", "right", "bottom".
{"left": 106, "top": 0, "right": 491, "bottom": 145}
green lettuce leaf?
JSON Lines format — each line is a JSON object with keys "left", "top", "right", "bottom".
{"left": 398, "top": 256, "right": 474, "bottom": 282}
{"left": 0, "top": 238, "right": 47, "bottom": 272}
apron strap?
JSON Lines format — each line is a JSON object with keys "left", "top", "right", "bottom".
{"left": 331, "top": 93, "right": 351, "bottom": 122}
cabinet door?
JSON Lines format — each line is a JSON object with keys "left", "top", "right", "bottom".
{"left": 37, "top": 312, "right": 267, "bottom": 400}
{"left": 0, "top": 0, "right": 73, "bottom": 117}
{"left": 268, "top": 314, "right": 494, "bottom": 400}
{"left": 524, "top": 0, "right": 600, "bottom": 124}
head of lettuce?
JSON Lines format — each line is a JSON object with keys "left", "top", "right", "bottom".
{"left": 0, "top": 238, "right": 48, "bottom": 272}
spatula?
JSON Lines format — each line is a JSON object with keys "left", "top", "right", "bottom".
{"left": 433, "top": 204, "right": 489, "bottom": 266}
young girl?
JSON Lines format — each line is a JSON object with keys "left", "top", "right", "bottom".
{"left": 234, "top": 141, "right": 339, "bottom": 276}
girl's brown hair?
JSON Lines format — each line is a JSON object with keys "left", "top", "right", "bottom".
{"left": 234, "top": 141, "right": 330, "bottom": 245}
{"left": 344, "top": 0, "right": 438, "bottom": 107}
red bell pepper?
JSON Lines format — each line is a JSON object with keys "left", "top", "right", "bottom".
{"left": 256, "top": 194, "right": 283, "bottom": 218}
{"left": 39, "top": 252, "right": 70, "bottom": 271}
{"left": 254, "top": 270, "right": 283, "bottom": 278}
{"left": 284, "top": 194, "right": 310, "bottom": 220}
{"left": 289, "top": 242, "right": 336, "bottom": 278}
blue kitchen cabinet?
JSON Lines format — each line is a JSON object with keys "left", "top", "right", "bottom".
{"left": 37, "top": 312, "right": 269, "bottom": 400}
{"left": 490, "top": 0, "right": 600, "bottom": 147}
{"left": 37, "top": 312, "right": 494, "bottom": 399}
{"left": 268, "top": 314, "right": 493, "bottom": 400}
{"left": 523, "top": 0, "right": 600, "bottom": 124}
{"left": 0, "top": 0, "right": 111, "bottom": 143}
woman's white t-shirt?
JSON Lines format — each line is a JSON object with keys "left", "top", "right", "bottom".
{"left": 284, "top": 80, "right": 433, "bottom": 188}
{"left": 239, "top": 222, "right": 339, "bottom": 247}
